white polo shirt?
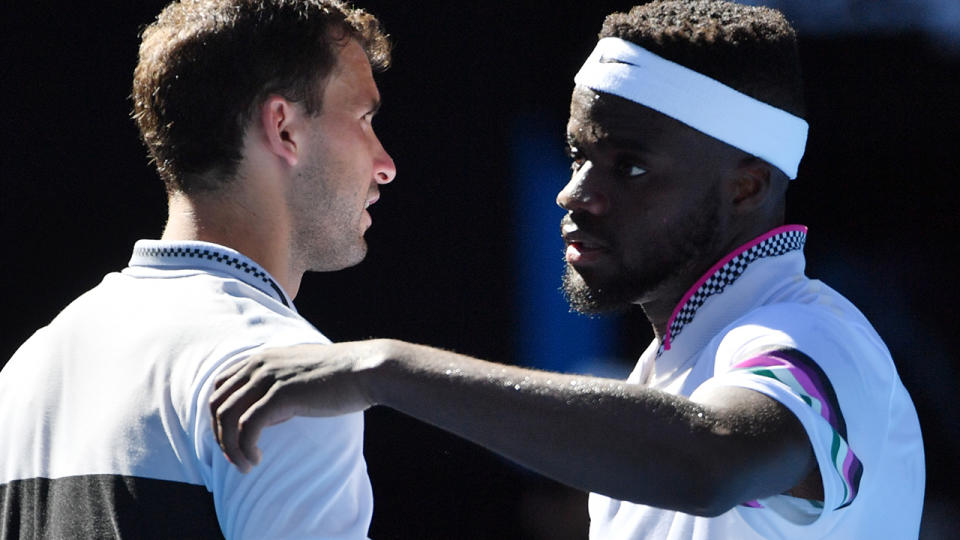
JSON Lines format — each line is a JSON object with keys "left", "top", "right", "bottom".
{"left": 588, "top": 226, "right": 924, "bottom": 539}
{"left": 0, "top": 240, "right": 372, "bottom": 539}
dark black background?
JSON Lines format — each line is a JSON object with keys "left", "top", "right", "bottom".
{"left": 2, "top": 2, "right": 957, "bottom": 538}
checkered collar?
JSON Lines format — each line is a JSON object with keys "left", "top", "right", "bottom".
{"left": 657, "top": 225, "right": 808, "bottom": 360}
{"left": 128, "top": 240, "right": 293, "bottom": 308}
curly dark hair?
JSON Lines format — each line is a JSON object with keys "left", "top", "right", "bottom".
{"left": 600, "top": 0, "right": 805, "bottom": 117}
{"left": 132, "top": 0, "right": 391, "bottom": 193}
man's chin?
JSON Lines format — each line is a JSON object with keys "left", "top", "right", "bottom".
{"left": 561, "top": 266, "right": 635, "bottom": 315}
{"left": 305, "top": 241, "right": 368, "bottom": 273}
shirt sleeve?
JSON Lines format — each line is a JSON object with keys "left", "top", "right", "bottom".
{"left": 190, "top": 346, "right": 373, "bottom": 540}
{"left": 695, "top": 305, "right": 872, "bottom": 534}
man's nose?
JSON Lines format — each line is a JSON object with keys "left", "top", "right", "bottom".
{"left": 373, "top": 137, "right": 396, "bottom": 184}
{"left": 556, "top": 162, "right": 608, "bottom": 215}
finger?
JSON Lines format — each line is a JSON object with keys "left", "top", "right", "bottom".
{"left": 209, "top": 364, "right": 255, "bottom": 459}
{"left": 236, "top": 386, "right": 297, "bottom": 467}
{"left": 209, "top": 362, "right": 253, "bottom": 424}
{"left": 214, "top": 376, "right": 273, "bottom": 471}
{"left": 213, "top": 359, "right": 249, "bottom": 390}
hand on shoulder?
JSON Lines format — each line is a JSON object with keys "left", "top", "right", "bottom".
{"left": 209, "top": 338, "right": 397, "bottom": 472}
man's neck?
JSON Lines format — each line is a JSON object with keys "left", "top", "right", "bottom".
{"left": 162, "top": 190, "right": 302, "bottom": 299}
{"left": 639, "top": 288, "right": 684, "bottom": 344}
{"left": 639, "top": 220, "right": 783, "bottom": 345}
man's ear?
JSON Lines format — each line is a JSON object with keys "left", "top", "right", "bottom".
{"left": 260, "top": 95, "right": 303, "bottom": 168}
{"left": 729, "top": 158, "right": 773, "bottom": 214}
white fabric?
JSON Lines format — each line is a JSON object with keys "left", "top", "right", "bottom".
{"left": 0, "top": 240, "right": 373, "bottom": 539}
{"left": 574, "top": 37, "right": 808, "bottom": 179}
{"left": 588, "top": 228, "right": 924, "bottom": 539}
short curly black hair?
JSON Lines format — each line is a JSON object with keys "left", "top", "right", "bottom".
{"left": 600, "top": 0, "right": 804, "bottom": 117}
{"left": 132, "top": 0, "right": 391, "bottom": 194}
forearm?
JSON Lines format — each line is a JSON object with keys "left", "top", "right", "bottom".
{"left": 212, "top": 338, "right": 815, "bottom": 514}
{"left": 366, "top": 340, "right": 753, "bottom": 514}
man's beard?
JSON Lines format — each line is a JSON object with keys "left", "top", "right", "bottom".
{"left": 289, "top": 151, "right": 368, "bottom": 273}
{"left": 562, "top": 186, "right": 722, "bottom": 315}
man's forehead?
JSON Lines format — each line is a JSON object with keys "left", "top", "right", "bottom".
{"left": 323, "top": 39, "right": 381, "bottom": 110}
{"left": 568, "top": 87, "right": 661, "bottom": 144}
{"left": 567, "top": 85, "right": 709, "bottom": 151}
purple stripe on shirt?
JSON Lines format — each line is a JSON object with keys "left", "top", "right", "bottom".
{"left": 733, "top": 354, "right": 838, "bottom": 430}
{"left": 730, "top": 347, "right": 863, "bottom": 509}
{"left": 840, "top": 447, "right": 862, "bottom": 504}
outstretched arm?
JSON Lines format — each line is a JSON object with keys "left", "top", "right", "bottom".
{"left": 210, "top": 338, "right": 817, "bottom": 516}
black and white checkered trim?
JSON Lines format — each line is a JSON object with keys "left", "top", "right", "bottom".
{"left": 660, "top": 229, "right": 806, "bottom": 355}
{"left": 133, "top": 245, "right": 289, "bottom": 307}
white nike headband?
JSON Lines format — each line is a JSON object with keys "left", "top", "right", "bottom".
{"left": 574, "top": 37, "right": 808, "bottom": 179}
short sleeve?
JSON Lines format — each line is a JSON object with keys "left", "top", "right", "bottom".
{"left": 188, "top": 341, "right": 373, "bottom": 539}
{"left": 204, "top": 415, "right": 372, "bottom": 539}
{"left": 697, "top": 312, "right": 869, "bottom": 534}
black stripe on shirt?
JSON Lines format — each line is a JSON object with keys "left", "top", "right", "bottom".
{"left": 1, "top": 475, "right": 224, "bottom": 540}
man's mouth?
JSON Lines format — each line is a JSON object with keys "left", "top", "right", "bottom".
{"left": 562, "top": 225, "right": 611, "bottom": 264}
{"left": 565, "top": 241, "right": 610, "bottom": 264}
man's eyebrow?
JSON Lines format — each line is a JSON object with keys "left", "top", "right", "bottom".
{"left": 566, "top": 132, "right": 656, "bottom": 155}
{"left": 599, "top": 136, "right": 654, "bottom": 154}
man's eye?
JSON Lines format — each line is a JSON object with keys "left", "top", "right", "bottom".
{"left": 615, "top": 159, "right": 647, "bottom": 178}
{"left": 565, "top": 146, "right": 586, "bottom": 171}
